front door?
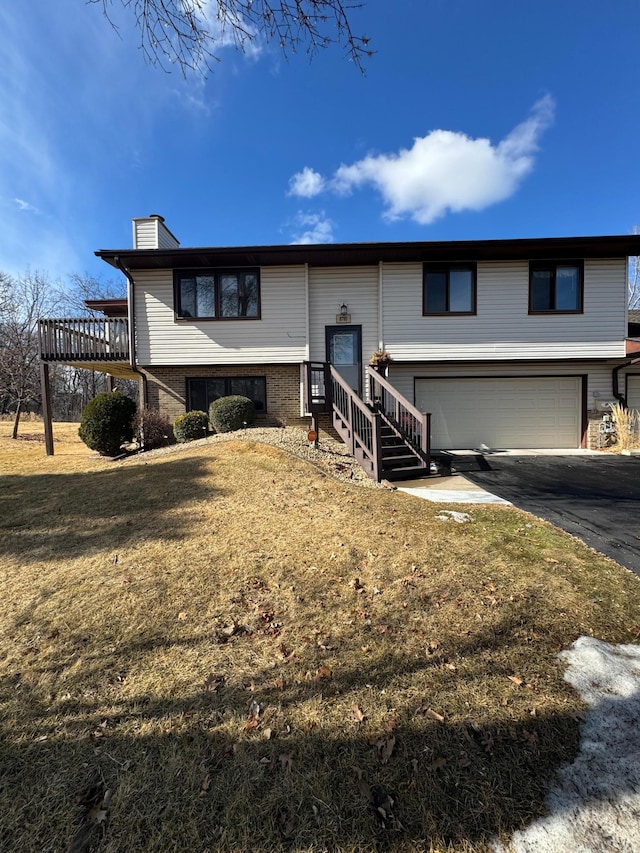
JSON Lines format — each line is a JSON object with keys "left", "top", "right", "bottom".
{"left": 326, "top": 325, "right": 362, "bottom": 395}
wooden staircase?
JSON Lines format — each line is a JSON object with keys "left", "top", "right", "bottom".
{"left": 302, "top": 362, "right": 433, "bottom": 483}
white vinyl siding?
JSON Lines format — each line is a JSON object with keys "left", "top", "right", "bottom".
{"left": 415, "top": 376, "right": 581, "bottom": 449}
{"left": 381, "top": 259, "right": 627, "bottom": 361}
{"left": 308, "top": 265, "right": 379, "bottom": 378}
{"left": 134, "top": 266, "right": 307, "bottom": 365}
{"left": 132, "top": 219, "right": 158, "bottom": 250}
{"left": 132, "top": 217, "right": 180, "bottom": 249}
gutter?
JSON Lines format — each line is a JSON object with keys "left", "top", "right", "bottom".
{"left": 113, "top": 255, "right": 147, "bottom": 407}
{"left": 612, "top": 356, "right": 640, "bottom": 406}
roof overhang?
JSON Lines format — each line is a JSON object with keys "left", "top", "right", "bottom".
{"left": 96, "top": 235, "right": 640, "bottom": 271}
{"left": 84, "top": 298, "right": 128, "bottom": 317}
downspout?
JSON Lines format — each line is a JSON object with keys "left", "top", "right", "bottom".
{"left": 612, "top": 356, "right": 640, "bottom": 407}
{"left": 113, "top": 256, "right": 148, "bottom": 408}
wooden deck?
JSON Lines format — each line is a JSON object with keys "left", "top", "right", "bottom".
{"left": 38, "top": 317, "right": 129, "bottom": 362}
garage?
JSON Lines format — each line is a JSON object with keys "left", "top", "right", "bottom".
{"left": 415, "top": 376, "right": 582, "bottom": 449}
{"left": 626, "top": 375, "right": 640, "bottom": 410}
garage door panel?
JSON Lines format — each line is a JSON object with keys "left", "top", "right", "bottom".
{"left": 416, "top": 377, "right": 581, "bottom": 449}
{"left": 627, "top": 376, "right": 640, "bottom": 410}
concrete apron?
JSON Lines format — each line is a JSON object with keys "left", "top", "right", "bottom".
{"left": 398, "top": 447, "right": 602, "bottom": 505}
{"left": 398, "top": 474, "right": 512, "bottom": 505}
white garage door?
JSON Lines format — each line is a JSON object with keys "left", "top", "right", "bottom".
{"left": 415, "top": 376, "right": 582, "bottom": 449}
{"left": 627, "top": 375, "right": 640, "bottom": 410}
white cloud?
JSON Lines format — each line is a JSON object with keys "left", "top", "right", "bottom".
{"left": 13, "top": 197, "right": 39, "bottom": 213}
{"left": 291, "top": 96, "right": 555, "bottom": 225}
{"left": 288, "top": 167, "right": 326, "bottom": 198}
{"left": 290, "top": 211, "right": 334, "bottom": 244}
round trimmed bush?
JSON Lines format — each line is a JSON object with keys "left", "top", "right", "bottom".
{"left": 78, "top": 391, "right": 136, "bottom": 456}
{"left": 173, "top": 410, "right": 208, "bottom": 443}
{"left": 209, "top": 395, "right": 256, "bottom": 433}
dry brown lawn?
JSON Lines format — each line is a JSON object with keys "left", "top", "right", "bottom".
{"left": 1, "top": 422, "right": 639, "bottom": 853}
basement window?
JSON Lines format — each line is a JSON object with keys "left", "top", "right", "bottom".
{"left": 187, "top": 377, "right": 267, "bottom": 413}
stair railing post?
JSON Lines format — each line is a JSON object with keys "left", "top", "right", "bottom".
{"left": 372, "top": 412, "right": 382, "bottom": 482}
{"left": 349, "top": 396, "right": 356, "bottom": 455}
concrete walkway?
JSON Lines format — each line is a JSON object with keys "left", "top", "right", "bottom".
{"left": 398, "top": 473, "right": 512, "bottom": 505}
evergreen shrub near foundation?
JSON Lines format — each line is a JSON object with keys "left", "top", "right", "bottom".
{"left": 173, "top": 410, "right": 209, "bottom": 443}
{"left": 78, "top": 391, "right": 136, "bottom": 456}
{"left": 209, "top": 395, "right": 255, "bottom": 433}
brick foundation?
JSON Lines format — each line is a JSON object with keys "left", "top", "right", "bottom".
{"left": 143, "top": 364, "right": 303, "bottom": 425}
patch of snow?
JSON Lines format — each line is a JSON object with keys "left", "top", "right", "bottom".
{"left": 494, "top": 636, "right": 640, "bottom": 853}
{"left": 435, "top": 510, "right": 473, "bottom": 523}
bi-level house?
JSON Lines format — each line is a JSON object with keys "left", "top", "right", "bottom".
{"left": 39, "top": 215, "right": 640, "bottom": 479}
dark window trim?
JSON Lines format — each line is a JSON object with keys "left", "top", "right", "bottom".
{"left": 422, "top": 263, "right": 477, "bottom": 316}
{"left": 186, "top": 375, "right": 268, "bottom": 413}
{"left": 528, "top": 259, "right": 584, "bottom": 315}
{"left": 173, "top": 268, "right": 261, "bottom": 321}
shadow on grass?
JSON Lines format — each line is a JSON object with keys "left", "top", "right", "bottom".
{"left": 0, "top": 663, "right": 593, "bottom": 853}
{"left": 0, "top": 614, "right": 589, "bottom": 853}
{"left": 0, "top": 456, "right": 223, "bottom": 563}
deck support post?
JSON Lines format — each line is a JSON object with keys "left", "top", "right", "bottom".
{"left": 40, "top": 362, "right": 54, "bottom": 456}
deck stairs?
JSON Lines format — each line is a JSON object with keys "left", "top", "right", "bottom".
{"left": 302, "top": 362, "right": 434, "bottom": 483}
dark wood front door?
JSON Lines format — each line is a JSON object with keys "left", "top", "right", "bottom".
{"left": 326, "top": 325, "right": 362, "bottom": 395}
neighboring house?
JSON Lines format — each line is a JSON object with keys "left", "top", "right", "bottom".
{"left": 39, "top": 215, "right": 640, "bottom": 473}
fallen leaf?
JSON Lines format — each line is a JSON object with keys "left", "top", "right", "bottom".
{"left": 200, "top": 774, "right": 211, "bottom": 796}
{"left": 430, "top": 756, "right": 447, "bottom": 770}
{"left": 177, "top": 611, "right": 188, "bottom": 621}
{"left": 425, "top": 708, "right": 445, "bottom": 723}
{"left": 314, "top": 665, "right": 332, "bottom": 681}
{"left": 88, "top": 806, "right": 108, "bottom": 825}
{"left": 352, "top": 705, "right": 366, "bottom": 723}
{"left": 279, "top": 753, "right": 293, "bottom": 773}
{"left": 377, "top": 735, "right": 396, "bottom": 764}
{"left": 204, "top": 673, "right": 225, "bottom": 693}
{"left": 508, "top": 675, "right": 525, "bottom": 686}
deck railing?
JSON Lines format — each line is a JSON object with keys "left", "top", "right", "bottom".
{"left": 368, "top": 366, "right": 430, "bottom": 464}
{"left": 38, "top": 317, "right": 129, "bottom": 362}
{"left": 330, "top": 365, "right": 382, "bottom": 481}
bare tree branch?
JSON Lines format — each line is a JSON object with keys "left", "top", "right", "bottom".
{"left": 89, "top": 0, "right": 373, "bottom": 76}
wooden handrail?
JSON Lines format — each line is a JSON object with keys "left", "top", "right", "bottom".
{"left": 329, "top": 365, "right": 382, "bottom": 481}
{"left": 368, "top": 366, "right": 430, "bottom": 463}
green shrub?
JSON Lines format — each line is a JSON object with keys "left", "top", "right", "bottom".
{"left": 134, "top": 408, "right": 173, "bottom": 450}
{"left": 78, "top": 391, "right": 136, "bottom": 456}
{"left": 209, "top": 395, "right": 256, "bottom": 433}
{"left": 173, "top": 410, "right": 209, "bottom": 443}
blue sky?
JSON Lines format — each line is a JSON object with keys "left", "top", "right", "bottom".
{"left": 2, "top": 1, "right": 640, "bottom": 285}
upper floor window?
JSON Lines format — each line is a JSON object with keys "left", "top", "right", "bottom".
{"left": 174, "top": 269, "right": 260, "bottom": 319}
{"left": 529, "top": 261, "right": 583, "bottom": 313}
{"left": 423, "top": 264, "right": 476, "bottom": 315}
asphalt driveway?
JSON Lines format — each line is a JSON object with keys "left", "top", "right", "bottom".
{"left": 462, "top": 454, "right": 640, "bottom": 576}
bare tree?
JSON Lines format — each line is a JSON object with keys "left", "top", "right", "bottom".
{"left": 0, "top": 271, "right": 60, "bottom": 439}
{"left": 91, "top": 0, "right": 373, "bottom": 76}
